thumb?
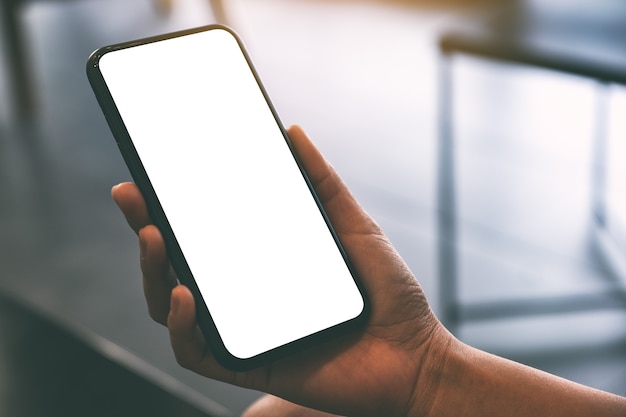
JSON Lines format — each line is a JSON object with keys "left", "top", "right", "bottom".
{"left": 287, "top": 125, "right": 377, "bottom": 236}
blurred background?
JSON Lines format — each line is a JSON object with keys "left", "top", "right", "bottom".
{"left": 0, "top": 0, "right": 625, "bottom": 415}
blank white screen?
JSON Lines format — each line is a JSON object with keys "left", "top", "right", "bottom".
{"left": 98, "top": 28, "right": 364, "bottom": 359}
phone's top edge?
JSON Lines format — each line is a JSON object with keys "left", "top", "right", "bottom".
{"left": 86, "top": 24, "right": 238, "bottom": 69}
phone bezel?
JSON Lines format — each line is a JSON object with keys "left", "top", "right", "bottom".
{"left": 86, "top": 24, "right": 369, "bottom": 371}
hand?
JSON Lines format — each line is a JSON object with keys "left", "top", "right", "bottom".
{"left": 112, "top": 125, "right": 626, "bottom": 417}
{"left": 111, "top": 125, "right": 450, "bottom": 417}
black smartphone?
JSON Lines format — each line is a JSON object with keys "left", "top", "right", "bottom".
{"left": 87, "top": 25, "right": 369, "bottom": 370}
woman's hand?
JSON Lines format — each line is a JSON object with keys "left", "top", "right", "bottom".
{"left": 111, "top": 125, "right": 450, "bottom": 417}
{"left": 112, "top": 125, "right": 626, "bottom": 417}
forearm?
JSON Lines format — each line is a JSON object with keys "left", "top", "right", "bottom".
{"left": 425, "top": 338, "right": 626, "bottom": 417}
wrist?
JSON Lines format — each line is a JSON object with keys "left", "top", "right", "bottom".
{"left": 409, "top": 332, "right": 626, "bottom": 417}
{"left": 404, "top": 323, "right": 456, "bottom": 417}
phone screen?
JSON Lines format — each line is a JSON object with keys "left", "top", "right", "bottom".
{"left": 89, "top": 27, "right": 366, "bottom": 366}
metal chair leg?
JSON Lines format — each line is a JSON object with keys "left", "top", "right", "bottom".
{"left": 437, "top": 50, "right": 460, "bottom": 335}
{"left": 592, "top": 81, "right": 609, "bottom": 228}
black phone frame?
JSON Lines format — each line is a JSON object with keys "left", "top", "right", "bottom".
{"left": 86, "top": 24, "right": 370, "bottom": 371}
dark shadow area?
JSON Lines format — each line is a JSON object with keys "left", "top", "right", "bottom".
{"left": 0, "top": 292, "right": 213, "bottom": 417}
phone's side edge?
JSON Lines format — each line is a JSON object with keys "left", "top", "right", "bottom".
{"left": 225, "top": 30, "right": 372, "bottom": 330}
{"left": 85, "top": 26, "right": 371, "bottom": 372}
{"left": 86, "top": 45, "right": 242, "bottom": 371}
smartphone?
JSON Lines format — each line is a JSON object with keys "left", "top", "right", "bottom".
{"left": 87, "top": 25, "right": 368, "bottom": 370}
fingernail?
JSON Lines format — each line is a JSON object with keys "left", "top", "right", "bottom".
{"left": 111, "top": 183, "right": 122, "bottom": 195}
{"left": 111, "top": 184, "right": 123, "bottom": 205}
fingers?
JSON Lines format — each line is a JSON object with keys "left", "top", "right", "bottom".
{"left": 165, "top": 286, "right": 242, "bottom": 384}
{"left": 112, "top": 182, "right": 177, "bottom": 324}
{"left": 112, "top": 125, "right": 391, "bottom": 383}
{"left": 167, "top": 285, "right": 208, "bottom": 368}
{"left": 111, "top": 182, "right": 151, "bottom": 234}
{"left": 139, "top": 225, "right": 178, "bottom": 324}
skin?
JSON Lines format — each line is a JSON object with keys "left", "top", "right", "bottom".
{"left": 112, "top": 125, "right": 626, "bottom": 417}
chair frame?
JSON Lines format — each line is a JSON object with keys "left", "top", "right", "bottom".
{"left": 436, "top": 3, "right": 626, "bottom": 334}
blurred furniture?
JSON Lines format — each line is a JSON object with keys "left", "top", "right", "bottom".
{"left": 155, "top": 0, "right": 228, "bottom": 24}
{"left": 0, "top": 0, "right": 37, "bottom": 121}
{"left": 0, "top": 0, "right": 227, "bottom": 121}
{"left": 437, "top": 0, "right": 626, "bottom": 333}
